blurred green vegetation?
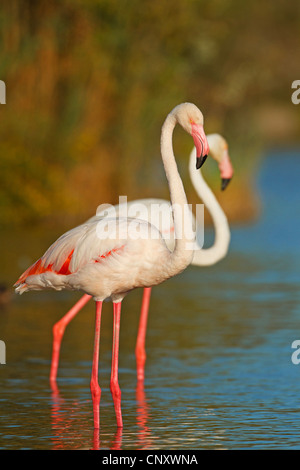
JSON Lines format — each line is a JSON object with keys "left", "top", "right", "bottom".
{"left": 0, "top": 0, "right": 300, "bottom": 227}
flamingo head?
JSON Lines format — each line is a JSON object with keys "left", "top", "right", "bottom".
{"left": 173, "top": 103, "right": 210, "bottom": 169}
{"left": 207, "top": 133, "right": 234, "bottom": 191}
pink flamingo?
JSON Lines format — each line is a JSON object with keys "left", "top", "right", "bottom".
{"left": 49, "top": 133, "right": 233, "bottom": 384}
{"left": 14, "top": 103, "right": 209, "bottom": 428}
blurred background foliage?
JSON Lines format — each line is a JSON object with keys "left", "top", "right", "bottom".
{"left": 0, "top": 0, "right": 300, "bottom": 228}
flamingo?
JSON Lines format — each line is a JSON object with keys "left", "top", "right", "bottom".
{"left": 14, "top": 102, "right": 209, "bottom": 428}
{"left": 49, "top": 133, "right": 234, "bottom": 384}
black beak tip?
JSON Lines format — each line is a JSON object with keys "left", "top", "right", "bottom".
{"left": 196, "top": 154, "right": 208, "bottom": 169}
{"left": 221, "top": 178, "right": 231, "bottom": 191}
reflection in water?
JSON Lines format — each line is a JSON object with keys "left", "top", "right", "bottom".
{"left": 50, "top": 380, "right": 153, "bottom": 449}
{"left": 1, "top": 152, "right": 300, "bottom": 449}
{"left": 136, "top": 380, "right": 153, "bottom": 449}
{"left": 51, "top": 388, "right": 68, "bottom": 450}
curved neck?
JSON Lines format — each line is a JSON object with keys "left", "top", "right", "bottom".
{"left": 160, "top": 113, "right": 195, "bottom": 274}
{"left": 188, "top": 148, "right": 230, "bottom": 266}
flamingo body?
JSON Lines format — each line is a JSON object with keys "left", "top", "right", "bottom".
{"left": 15, "top": 218, "right": 182, "bottom": 302}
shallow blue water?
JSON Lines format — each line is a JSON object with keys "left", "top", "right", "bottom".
{"left": 0, "top": 150, "right": 300, "bottom": 449}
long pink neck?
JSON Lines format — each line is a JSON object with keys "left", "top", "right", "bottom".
{"left": 160, "top": 111, "right": 195, "bottom": 274}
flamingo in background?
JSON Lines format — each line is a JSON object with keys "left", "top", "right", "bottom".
{"left": 14, "top": 102, "right": 209, "bottom": 428}
{"left": 49, "top": 133, "right": 234, "bottom": 384}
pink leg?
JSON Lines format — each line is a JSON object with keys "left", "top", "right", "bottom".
{"left": 110, "top": 302, "right": 123, "bottom": 428}
{"left": 90, "top": 301, "right": 102, "bottom": 429}
{"left": 50, "top": 294, "right": 92, "bottom": 385}
{"left": 135, "top": 287, "right": 152, "bottom": 382}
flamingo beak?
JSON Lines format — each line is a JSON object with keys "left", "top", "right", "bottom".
{"left": 219, "top": 149, "right": 234, "bottom": 191}
{"left": 191, "top": 123, "right": 210, "bottom": 169}
{"left": 196, "top": 155, "right": 208, "bottom": 169}
{"left": 221, "top": 178, "right": 231, "bottom": 191}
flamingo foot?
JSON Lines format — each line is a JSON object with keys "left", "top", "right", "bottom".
{"left": 90, "top": 301, "right": 102, "bottom": 429}
{"left": 111, "top": 302, "right": 123, "bottom": 428}
{"left": 110, "top": 380, "right": 123, "bottom": 428}
{"left": 90, "top": 378, "right": 101, "bottom": 429}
